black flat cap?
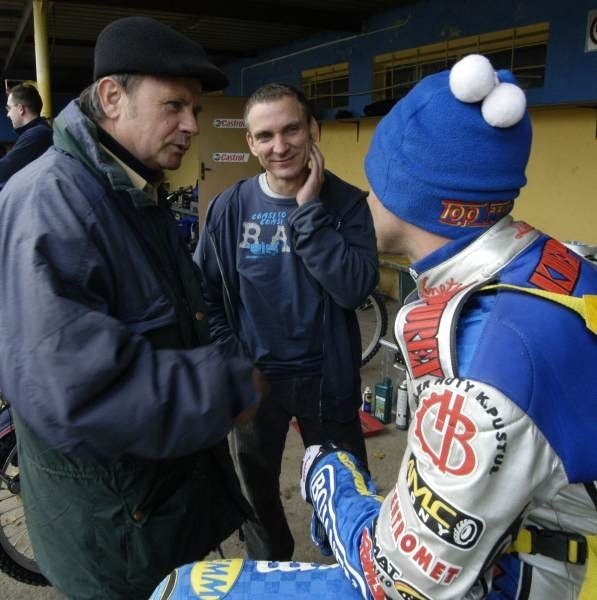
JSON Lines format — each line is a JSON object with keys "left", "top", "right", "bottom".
{"left": 93, "top": 16, "right": 228, "bottom": 91}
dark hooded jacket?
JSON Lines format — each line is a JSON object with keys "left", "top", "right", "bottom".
{"left": 0, "top": 115, "right": 52, "bottom": 189}
{"left": 0, "top": 100, "right": 256, "bottom": 599}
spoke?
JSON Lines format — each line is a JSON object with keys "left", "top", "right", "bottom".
{"left": 0, "top": 494, "right": 22, "bottom": 514}
{"left": 0, "top": 504, "right": 25, "bottom": 527}
{"left": 10, "top": 528, "right": 34, "bottom": 558}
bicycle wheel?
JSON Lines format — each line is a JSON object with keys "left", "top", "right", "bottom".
{"left": 356, "top": 291, "right": 388, "bottom": 366}
{"left": 0, "top": 431, "right": 49, "bottom": 586}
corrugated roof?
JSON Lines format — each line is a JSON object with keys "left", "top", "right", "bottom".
{"left": 0, "top": 0, "right": 409, "bottom": 94}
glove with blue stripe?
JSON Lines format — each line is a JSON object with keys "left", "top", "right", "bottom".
{"left": 300, "top": 443, "right": 341, "bottom": 557}
{"left": 300, "top": 443, "right": 339, "bottom": 503}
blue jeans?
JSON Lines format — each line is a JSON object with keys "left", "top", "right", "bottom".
{"left": 230, "top": 374, "right": 367, "bottom": 560}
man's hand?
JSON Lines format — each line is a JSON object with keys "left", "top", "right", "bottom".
{"left": 233, "top": 367, "right": 268, "bottom": 426}
{"left": 233, "top": 404, "right": 258, "bottom": 426}
{"left": 251, "top": 366, "right": 269, "bottom": 400}
{"left": 296, "top": 144, "right": 325, "bottom": 206}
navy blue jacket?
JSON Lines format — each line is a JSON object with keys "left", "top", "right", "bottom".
{"left": 0, "top": 116, "right": 52, "bottom": 189}
{"left": 195, "top": 172, "right": 379, "bottom": 420}
{"left": 0, "top": 100, "right": 259, "bottom": 598}
{"left": 0, "top": 101, "right": 258, "bottom": 460}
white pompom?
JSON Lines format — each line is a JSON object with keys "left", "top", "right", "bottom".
{"left": 449, "top": 54, "right": 497, "bottom": 103}
{"left": 481, "top": 82, "right": 527, "bottom": 127}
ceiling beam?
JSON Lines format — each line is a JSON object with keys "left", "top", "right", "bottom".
{"left": 2, "top": 0, "right": 33, "bottom": 75}
{"left": 0, "top": 9, "right": 23, "bottom": 17}
{"left": 56, "top": 0, "right": 364, "bottom": 32}
{"left": 0, "top": 33, "right": 255, "bottom": 60}
{"left": 5, "top": 65, "right": 92, "bottom": 91}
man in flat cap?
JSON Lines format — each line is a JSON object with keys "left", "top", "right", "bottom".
{"left": 0, "top": 16, "right": 263, "bottom": 599}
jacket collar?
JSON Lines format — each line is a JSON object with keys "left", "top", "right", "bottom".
{"left": 96, "top": 126, "right": 161, "bottom": 185}
{"left": 15, "top": 116, "right": 49, "bottom": 136}
{"left": 52, "top": 100, "right": 158, "bottom": 209}
{"left": 412, "top": 216, "right": 540, "bottom": 300}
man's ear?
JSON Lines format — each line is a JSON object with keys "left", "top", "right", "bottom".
{"left": 309, "top": 117, "right": 320, "bottom": 143}
{"left": 96, "top": 77, "right": 125, "bottom": 120}
{"left": 246, "top": 130, "right": 258, "bottom": 157}
{"left": 16, "top": 103, "right": 25, "bottom": 117}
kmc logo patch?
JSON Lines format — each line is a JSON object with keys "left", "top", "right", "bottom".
{"left": 406, "top": 455, "right": 484, "bottom": 549}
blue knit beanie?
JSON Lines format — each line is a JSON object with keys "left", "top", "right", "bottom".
{"left": 365, "top": 54, "right": 532, "bottom": 238}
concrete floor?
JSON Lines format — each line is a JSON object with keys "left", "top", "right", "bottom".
{"left": 1, "top": 297, "right": 406, "bottom": 599}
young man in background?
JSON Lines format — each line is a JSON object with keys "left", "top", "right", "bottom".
{"left": 0, "top": 83, "right": 52, "bottom": 189}
{"left": 196, "top": 83, "right": 378, "bottom": 561}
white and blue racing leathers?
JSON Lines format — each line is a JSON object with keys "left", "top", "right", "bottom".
{"left": 151, "top": 217, "right": 597, "bottom": 599}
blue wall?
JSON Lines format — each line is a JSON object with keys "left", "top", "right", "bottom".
{"left": 0, "top": 102, "right": 17, "bottom": 143}
{"left": 2, "top": 0, "right": 594, "bottom": 139}
{"left": 223, "top": 0, "right": 597, "bottom": 116}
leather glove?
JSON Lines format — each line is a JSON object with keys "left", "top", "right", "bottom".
{"left": 301, "top": 444, "right": 338, "bottom": 557}
{"left": 300, "top": 443, "right": 338, "bottom": 503}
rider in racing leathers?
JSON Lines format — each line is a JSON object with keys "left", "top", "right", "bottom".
{"left": 150, "top": 54, "right": 597, "bottom": 600}
{"left": 300, "top": 54, "right": 597, "bottom": 600}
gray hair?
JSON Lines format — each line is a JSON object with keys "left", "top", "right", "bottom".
{"left": 79, "top": 74, "right": 141, "bottom": 121}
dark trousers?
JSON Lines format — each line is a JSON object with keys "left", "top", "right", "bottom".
{"left": 229, "top": 374, "right": 367, "bottom": 561}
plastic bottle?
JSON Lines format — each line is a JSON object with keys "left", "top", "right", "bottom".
{"left": 361, "top": 386, "right": 373, "bottom": 413}
{"left": 395, "top": 379, "right": 409, "bottom": 430}
{"left": 374, "top": 377, "right": 393, "bottom": 424}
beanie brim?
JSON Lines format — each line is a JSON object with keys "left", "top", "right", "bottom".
{"left": 364, "top": 69, "right": 531, "bottom": 239}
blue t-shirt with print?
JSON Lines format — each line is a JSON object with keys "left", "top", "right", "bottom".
{"left": 235, "top": 175, "right": 323, "bottom": 377}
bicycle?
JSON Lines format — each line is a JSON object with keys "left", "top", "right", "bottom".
{"left": 167, "top": 186, "right": 200, "bottom": 254}
{"left": 356, "top": 290, "right": 388, "bottom": 366}
{"left": 0, "top": 394, "right": 49, "bottom": 586}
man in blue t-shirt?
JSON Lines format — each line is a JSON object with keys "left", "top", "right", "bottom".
{"left": 0, "top": 83, "right": 52, "bottom": 189}
{"left": 195, "top": 83, "right": 379, "bottom": 561}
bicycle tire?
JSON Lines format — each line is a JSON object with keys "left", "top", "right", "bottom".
{"left": 0, "top": 431, "right": 49, "bottom": 586}
{"left": 357, "top": 291, "right": 388, "bottom": 366}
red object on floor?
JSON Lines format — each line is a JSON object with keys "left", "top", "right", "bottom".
{"left": 291, "top": 410, "right": 385, "bottom": 438}
{"left": 357, "top": 409, "right": 386, "bottom": 437}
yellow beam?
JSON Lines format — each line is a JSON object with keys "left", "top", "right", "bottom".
{"left": 32, "top": 0, "right": 52, "bottom": 119}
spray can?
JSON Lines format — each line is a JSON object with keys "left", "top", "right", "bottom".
{"left": 374, "top": 377, "right": 393, "bottom": 424}
{"left": 361, "top": 386, "right": 373, "bottom": 413}
{"left": 395, "top": 379, "right": 409, "bottom": 430}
